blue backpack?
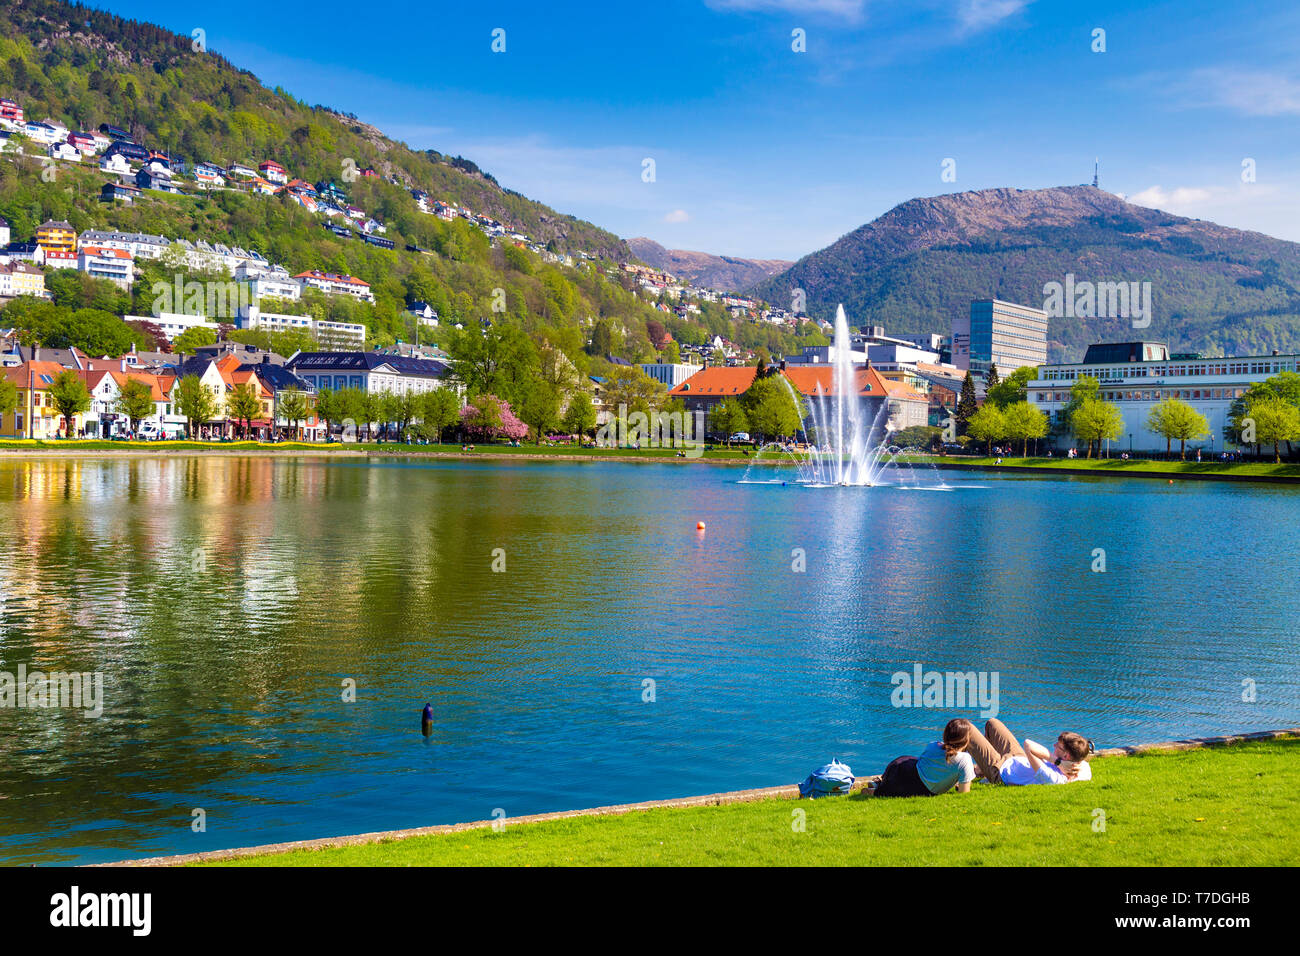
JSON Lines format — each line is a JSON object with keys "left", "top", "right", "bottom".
{"left": 799, "top": 759, "right": 855, "bottom": 798}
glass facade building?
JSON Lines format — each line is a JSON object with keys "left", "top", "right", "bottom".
{"left": 953, "top": 299, "right": 1049, "bottom": 379}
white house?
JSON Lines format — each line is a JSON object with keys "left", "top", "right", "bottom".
{"left": 194, "top": 166, "right": 226, "bottom": 189}
{"left": 258, "top": 160, "right": 288, "bottom": 184}
{"left": 99, "top": 153, "right": 131, "bottom": 175}
{"left": 78, "top": 231, "right": 170, "bottom": 261}
{"left": 24, "top": 121, "right": 62, "bottom": 145}
{"left": 128, "top": 312, "right": 221, "bottom": 343}
{"left": 48, "top": 141, "right": 80, "bottom": 162}
{"left": 77, "top": 246, "right": 135, "bottom": 290}
{"left": 235, "top": 262, "right": 302, "bottom": 302}
{"left": 293, "top": 271, "right": 375, "bottom": 303}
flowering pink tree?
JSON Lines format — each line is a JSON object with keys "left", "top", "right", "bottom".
{"left": 460, "top": 394, "right": 529, "bottom": 440}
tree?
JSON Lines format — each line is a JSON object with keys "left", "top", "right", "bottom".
{"left": 742, "top": 375, "right": 803, "bottom": 441}
{"left": 1059, "top": 374, "right": 1100, "bottom": 445}
{"left": 518, "top": 379, "right": 560, "bottom": 442}
{"left": 1072, "top": 397, "right": 1123, "bottom": 458}
{"left": 278, "top": 388, "right": 309, "bottom": 440}
{"left": 966, "top": 403, "right": 1006, "bottom": 456}
{"left": 116, "top": 379, "right": 158, "bottom": 435}
{"left": 984, "top": 363, "right": 1000, "bottom": 396}
{"left": 1002, "top": 401, "right": 1049, "bottom": 457}
{"left": 49, "top": 370, "right": 92, "bottom": 438}
{"left": 175, "top": 375, "right": 218, "bottom": 438}
{"left": 1242, "top": 396, "right": 1300, "bottom": 463}
{"left": 172, "top": 326, "right": 218, "bottom": 355}
{"left": 461, "top": 394, "right": 527, "bottom": 440}
{"left": 955, "top": 372, "right": 978, "bottom": 435}
{"left": 1146, "top": 397, "right": 1209, "bottom": 459}
{"left": 986, "top": 366, "right": 1037, "bottom": 409}
{"left": 0, "top": 380, "right": 19, "bottom": 425}
{"left": 449, "top": 324, "right": 540, "bottom": 408}
{"left": 314, "top": 388, "right": 341, "bottom": 438}
{"left": 419, "top": 388, "right": 461, "bottom": 443}
{"left": 227, "top": 382, "right": 262, "bottom": 439}
{"left": 894, "top": 424, "right": 943, "bottom": 451}
{"left": 357, "top": 390, "right": 387, "bottom": 440}
{"left": 602, "top": 365, "right": 666, "bottom": 418}
{"left": 708, "top": 401, "right": 749, "bottom": 444}
{"left": 560, "top": 390, "right": 597, "bottom": 440}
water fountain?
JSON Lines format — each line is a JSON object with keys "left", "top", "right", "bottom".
{"left": 778, "top": 304, "right": 905, "bottom": 486}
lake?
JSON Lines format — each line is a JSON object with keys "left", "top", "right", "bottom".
{"left": 0, "top": 455, "right": 1297, "bottom": 864}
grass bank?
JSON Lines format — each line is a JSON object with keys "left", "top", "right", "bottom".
{"left": 0, "top": 438, "right": 759, "bottom": 462}
{"left": 201, "top": 736, "right": 1298, "bottom": 867}
{"left": 912, "top": 454, "right": 1300, "bottom": 481}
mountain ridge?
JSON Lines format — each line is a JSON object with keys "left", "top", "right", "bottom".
{"left": 748, "top": 185, "right": 1300, "bottom": 362}
{"left": 625, "top": 237, "right": 792, "bottom": 293}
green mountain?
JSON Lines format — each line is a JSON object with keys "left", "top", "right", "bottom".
{"left": 750, "top": 185, "right": 1300, "bottom": 362}
{"left": 0, "top": 0, "right": 830, "bottom": 368}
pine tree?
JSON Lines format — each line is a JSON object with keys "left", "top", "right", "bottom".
{"left": 984, "top": 363, "right": 1000, "bottom": 394}
{"left": 956, "top": 371, "right": 978, "bottom": 435}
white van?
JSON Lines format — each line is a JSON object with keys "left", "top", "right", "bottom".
{"left": 139, "top": 420, "right": 185, "bottom": 441}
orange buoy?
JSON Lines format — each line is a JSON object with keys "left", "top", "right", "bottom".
{"left": 696, "top": 521, "right": 706, "bottom": 530}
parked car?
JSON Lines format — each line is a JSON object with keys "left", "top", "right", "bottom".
{"left": 729, "top": 432, "right": 751, "bottom": 442}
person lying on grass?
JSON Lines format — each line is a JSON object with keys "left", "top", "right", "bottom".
{"left": 964, "top": 718, "right": 1095, "bottom": 786}
{"left": 874, "top": 718, "right": 978, "bottom": 797}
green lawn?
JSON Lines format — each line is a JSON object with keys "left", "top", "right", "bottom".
{"left": 0, "top": 438, "right": 758, "bottom": 461}
{"left": 913, "top": 454, "right": 1300, "bottom": 479}
{"left": 0, "top": 439, "right": 325, "bottom": 451}
{"left": 205, "top": 737, "right": 1299, "bottom": 867}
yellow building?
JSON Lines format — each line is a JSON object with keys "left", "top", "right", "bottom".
{"left": 35, "top": 219, "right": 76, "bottom": 255}
{"left": 0, "top": 261, "right": 47, "bottom": 297}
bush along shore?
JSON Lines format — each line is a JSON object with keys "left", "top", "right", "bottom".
{"left": 93, "top": 729, "right": 1298, "bottom": 868}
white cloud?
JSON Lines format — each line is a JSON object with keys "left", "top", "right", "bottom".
{"left": 955, "top": 0, "right": 1031, "bottom": 32}
{"left": 664, "top": 209, "right": 691, "bottom": 223}
{"left": 1127, "top": 186, "right": 1214, "bottom": 210}
{"left": 706, "top": 0, "right": 867, "bottom": 20}
{"left": 1163, "top": 68, "right": 1300, "bottom": 117}
{"left": 706, "top": 0, "right": 1031, "bottom": 31}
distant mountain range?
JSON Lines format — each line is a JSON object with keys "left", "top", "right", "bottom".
{"left": 747, "top": 185, "right": 1300, "bottom": 363}
{"left": 626, "top": 237, "right": 791, "bottom": 293}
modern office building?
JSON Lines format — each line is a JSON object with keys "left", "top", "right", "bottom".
{"left": 639, "top": 362, "right": 698, "bottom": 388}
{"left": 1028, "top": 341, "right": 1296, "bottom": 454}
{"left": 953, "top": 299, "right": 1048, "bottom": 380}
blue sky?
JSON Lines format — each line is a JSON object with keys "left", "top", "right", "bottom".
{"left": 91, "top": 0, "right": 1300, "bottom": 259}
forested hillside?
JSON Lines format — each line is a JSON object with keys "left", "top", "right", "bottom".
{"left": 0, "top": 0, "right": 829, "bottom": 375}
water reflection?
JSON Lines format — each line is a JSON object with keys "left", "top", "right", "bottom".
{"left": 0, "top": 456, "right": 1297, "bottom": 863}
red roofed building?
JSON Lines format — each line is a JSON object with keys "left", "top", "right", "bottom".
{"left": 670, "top": 362, "right": 928, "bottom": 434}
{"left": 781, "top": 364, "right": 928, "bottom": 431}
{"left": 258, "top": 160, "right": 288, "bottom": 184}
{"left": 668, "top": 366, "right": 758, "bottom": 416}
{"left": 293, "top": 270, "right": 376, "bottom": 303}
{"left": 1, "top": 360, "right": 79, "bottom": 438}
